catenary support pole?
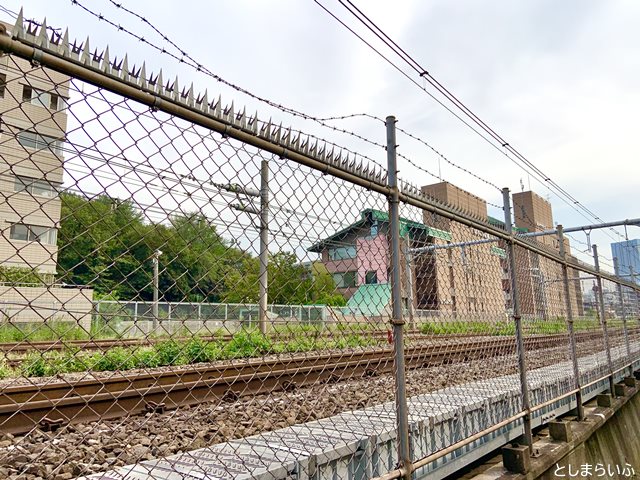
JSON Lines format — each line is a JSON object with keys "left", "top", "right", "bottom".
{"left": 259, "top": 159, "right": 269, "bottom": 335}
{"left": 592, "top": 245, "right": 616, "bottom": 396}
{"left": 502, "top": 187, "right": 533, "bottom": 449}
{"left": 557, "top": 225, "right": 584, "bottom": 420}
{"left": 386, "top": 116, "right": 412, "bottom": 479}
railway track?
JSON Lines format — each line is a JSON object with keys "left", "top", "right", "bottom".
{"left": 0, "top": 329, "right": 467, "bottom": 367}
{"left": 0, "top": 329, "right": 423, "bottom": 356}
{"left": 0, "top": 331, "right": 609, "bottom": 435}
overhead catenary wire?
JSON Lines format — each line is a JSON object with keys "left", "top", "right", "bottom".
{"left": 317, "top": 0, "right": 625, "bottom": 243}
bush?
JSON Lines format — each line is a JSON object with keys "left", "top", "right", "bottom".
{"left": 90, "top": 347, "right": 136, "bottom": 371}
{"left": 132, "top": 347, "right": 163, "bottom": 368}
{"left": 21, "top": 353, "right": 56, "bottom": 377}
{"left": 154, "top": 340, "right": 184, "bottom": 365}
{"left": 0, "top": 361, "right": 12, "bottom": 379}
{"left": 224, "top": 330, "right": 273, "bottom": 358}
{"left": 182, "top": 338, "right": 222, "bottom": 363}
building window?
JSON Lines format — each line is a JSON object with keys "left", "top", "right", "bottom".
{"left": 370, "top": 221, "right": 379, "bottom": 237}
{"left": 332, "top": 271, "right": 357, "bottom": 288}
{"left": 9, "top": 223, "right": 57, "bottom": 245}
{"left": 22, "top": 85, "right": 67, "bottom": 111}
{"left": 16, "top": 130, "right": 64, "bottom": 157}
{"left": 328, "top": 245, "right": 356, "bottom": 260}
{"left": 0, "top": 73, "right": 6, "bottom": 98}
{"left": 14, "top": 175, "right": 59, "bottom": 198}
{"left": 365, "top": 271, "right": 378, "bottom": 284}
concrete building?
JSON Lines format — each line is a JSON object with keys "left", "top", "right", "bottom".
{"left": 511, "top": 190, "right": 584, "bottom": 319}
{"left": 0, "top": 33, "right": 69, "bottom": 276}
{"left": 0, "top": 26, "right": 94, "bottom": 326}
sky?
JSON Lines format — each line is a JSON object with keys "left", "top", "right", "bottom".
{"left": 2, "top": 0, "right": 639, "bottom": 273}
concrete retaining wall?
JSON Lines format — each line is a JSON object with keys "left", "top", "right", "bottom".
{"left": 0, "top": 285, "right": 94, "bottom": 329}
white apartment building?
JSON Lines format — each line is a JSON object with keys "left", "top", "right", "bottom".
{"left": 0, "top": 22, "right": 70, "bottom": 276}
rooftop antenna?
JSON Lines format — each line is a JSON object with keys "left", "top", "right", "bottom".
{"left": 519, "top": 178, "right": 524, "bottom": 192}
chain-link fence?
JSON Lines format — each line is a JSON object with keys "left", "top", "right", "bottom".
{"left": 0, "top": 15, "right": 639, "bottom": 480}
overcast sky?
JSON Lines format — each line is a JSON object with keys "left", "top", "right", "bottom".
{"left": 2, "top": 0, "right": 639, "bottom": 272}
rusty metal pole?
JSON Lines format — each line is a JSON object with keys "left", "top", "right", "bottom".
{"left": 557, "top": 225, "right": 584, "bottom": 420}
{"left": 386, "top": 116, "right": 411, "bottom": 479}
{"left": 613, "top": 257, "right": 631, "bottom": 371}
{"left": 592, "top": 245, "right": 616, "bottom": 397}
{"left": 502, "top": 187, "right": 533, "bottom": 449}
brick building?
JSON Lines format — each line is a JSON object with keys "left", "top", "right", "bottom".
{"left": 418, "top": 182, "right": 506, "bottom": 317}
{"left": 511, "top": 191, "right": 584, "bottom": 319}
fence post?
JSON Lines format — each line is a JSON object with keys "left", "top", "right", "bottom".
{"left": 592, "top": 245, "right": 616, "bottom": 396}
{"left": 631, "top": 266, "right": 640, "bottom": 318}
{"left": 259, "top": 158, "right": 270, "bottom": 335}
{"left": 502, "top": 187, "right": 533, "bottom": 449}
{"left": 613, "top": 257, "right": 631, "bottom": 368}
{"left": 386, "top": 115, "right": 411, "bottom": 479}
{"left": 557, "top": 225, "right": 584, "bottom": 420}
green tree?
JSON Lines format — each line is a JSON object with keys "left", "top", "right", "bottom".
{"left": 155, "top": 214, "right": 247, "bottom": 302}
{"left": 57, "top": 193, "right": 149, "bottom": 298}
{"left": 304, "top": 262, "right": 347, "bottom": 306}
{"left": 57, "top": 193, "right": 345, "bottom": 306}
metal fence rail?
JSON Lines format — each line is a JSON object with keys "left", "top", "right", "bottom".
{"left": 0, "top": 12, "right": 638, "bottom": 480}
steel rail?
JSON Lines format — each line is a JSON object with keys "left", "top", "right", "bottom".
{"left": 0, "top": 332, "right": 611, "bottom": 435}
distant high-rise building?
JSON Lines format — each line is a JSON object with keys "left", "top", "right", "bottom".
{"left": 611, "top": 239, "right": 640, "bottom": 284}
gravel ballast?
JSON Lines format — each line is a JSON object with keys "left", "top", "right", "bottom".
{"left": 0, "top": 341, "right": 613, "bottom": 479}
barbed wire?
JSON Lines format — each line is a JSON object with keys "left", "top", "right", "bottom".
{"left": 66, "top": 0, "right": 394, "bottom": 158}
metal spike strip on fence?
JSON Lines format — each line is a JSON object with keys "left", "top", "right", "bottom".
{"left": 9, "top": 10, "right": 394, "bottom": 184}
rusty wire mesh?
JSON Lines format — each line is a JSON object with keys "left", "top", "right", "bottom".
{"left": 0, "top": 15, "right": 639, "bottom": 480}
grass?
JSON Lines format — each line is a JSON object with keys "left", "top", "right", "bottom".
{"left": 0, "top": 321, "right": 92, "bottom": 342}
{"left": 419, "top": 316, "right": 625, "bottom": 336}
{"left": 420, "top": 320, "right": 515, "bottom": 336}
{"left": 11, "top": 328, "right": 380, "bottom": 378}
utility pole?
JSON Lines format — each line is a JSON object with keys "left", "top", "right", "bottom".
{"left": 258, "top": 159, "right": 269, "bottom": 335}
{"left": 228, "top": 160, "right": 269, "bottom": 334}
{"left": 152, "top": 249, "right": 162, "bottom": 332}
